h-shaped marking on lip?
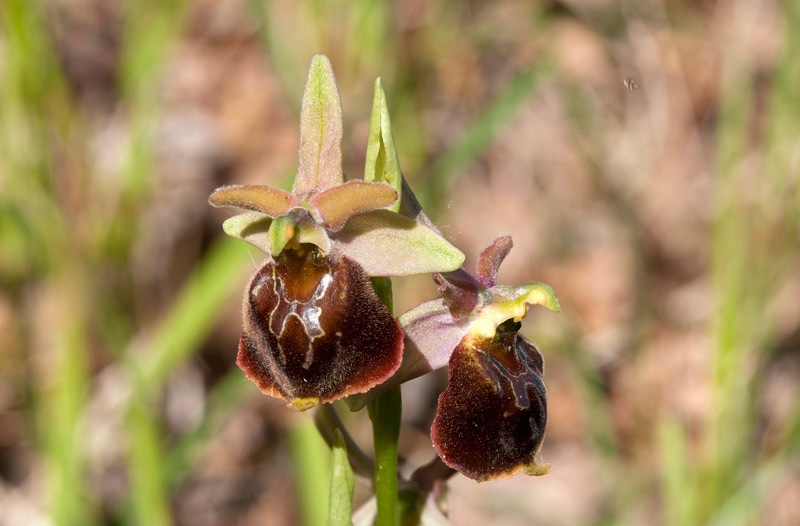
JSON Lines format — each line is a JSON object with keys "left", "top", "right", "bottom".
{"left": 260, "top": 268, "right": 334, "bottom": 369}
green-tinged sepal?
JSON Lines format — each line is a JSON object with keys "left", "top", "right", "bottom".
{"left": 289, "top": 397, "right": 320, "bottom": 412}
{"left": 364, "top": 78, "right": 402, "bottom": 212}
{"left": 222, "top": 212, "right": 272, "bottom": 252}
{"left": 293, "top": 54, "right": 344, "bottom": 198}
{"left": 334, "top": 210, "right": 465, "bottom": 277}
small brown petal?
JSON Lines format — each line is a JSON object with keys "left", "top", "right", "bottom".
{"left": 209, "top": 185, "right": 297, "bottom": 217}
{"left": 431, "top": 326, "right": 549, "bottom": 481}
{"left": 237, "top": 246, "right": 403, "bottom": 410}
{"left": 309, "top": 180, "right": 398, "bottom": 232}
{"left": 434, "top": 270, "right": 478, "bottom": 320}
{"left": 475, "top": 236, "right": 513, "bottom": 288}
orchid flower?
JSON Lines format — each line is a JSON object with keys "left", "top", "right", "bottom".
{"left": 209, "top": 55, "right": 465, "bottom": 411}
{"left": 352, "top": 236, "right": 559, "bottom": 481}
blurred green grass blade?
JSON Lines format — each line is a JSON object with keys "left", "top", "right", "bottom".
{"left": 1, "top": 1, "right": 97, "bottom": 524}
{"left": 763, "top": 0, "right": 800, "bottom": 240}
{"left": 124, "top": 239, "right": 249, "bottom": 523}
{"left": 290, "top": 418, "right": 331, "bottom": 526}
{"left": 658, "top": 420, "right": 696, "bottom": 526}
{"left": 347, "top": 0, "right": 390, "bottom": 73}
{"left": 132, "top": 238, "right": 252, "bottom": 389}
{"left": 706, "top": 455, "right": 789, "bottom": 526}
{"left": 111, "top": 0, "right": 191, "bottom": 243}
{"left": 1, "top": 0, "right": 61, "bottom": 108}
{"left": 765, "top": 1, "right": 800, "bottom": 170}
{"left": 0, "top": 0, "right": 71, "bottom": 267}
{"left": 128, "top": 394, "right": 172, "bottom": 526}
{"left": 42, "top": 286, "right": 97, "bottom": 526}
{"left": 421, "top": 60, "right": 554, "bottom": 214}
{"left": 708, "top": 6, "right": 760, "bottom": 515}
{"left": 327, "top": 430, "right": 355, "bottom": 526}
{"left": 245, "top": 0, "right": 305, "bottom": 107}
{"left": 706, "top": 2, "right": 800, "bottom": 520}
{"left": 120, "top": 0, "right": 189, "bottom": 101}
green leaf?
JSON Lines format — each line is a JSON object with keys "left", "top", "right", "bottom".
{"left": 328, "top": 429, "right": 355, "bottom": 526}
{"left": 289, "top": 419, "right": 331, "bottom": 526}
{"left": 334, "top": 209, "right": 465, "bottom": 277}
{"left": 294, "top": 54, "right": 344, "bottom": 198}
{"left": 364, "top": 78, "right": 402, "bottom": 212}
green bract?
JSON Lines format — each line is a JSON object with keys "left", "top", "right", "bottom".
{"left": 211, "top": 56, "right": 463, "bottom": 276}
{"left": 209, "top": 55, "right": 465, "bottom": 410}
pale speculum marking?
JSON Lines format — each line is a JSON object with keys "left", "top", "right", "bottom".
{"left": 265, "top": 262, "right": 334, "bottom": 369}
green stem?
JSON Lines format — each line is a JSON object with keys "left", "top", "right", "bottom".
{"left": 368, "top": 277, "right": 401, "bottom": 526}
{"left": 368, "top": 387, "right": 402, "bottom": 526}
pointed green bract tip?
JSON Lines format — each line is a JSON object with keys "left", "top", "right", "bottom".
{"left": 294, "top": 54, "right": 344, "bottom": 198}
{"left": 328, "top": 429, "right": 355, "bottom": 524}
{"left": 364, "top": 76, "right": 402, "bottom": 212}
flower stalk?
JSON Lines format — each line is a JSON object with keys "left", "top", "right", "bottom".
{"left": 368, "top": 277, "right": 401, "bottom": 526}
{"left": 209, "top": 54, "right": 559, "bottom": 523}
{"left": 368, "top": 387, "right": 402, "bottom": 526}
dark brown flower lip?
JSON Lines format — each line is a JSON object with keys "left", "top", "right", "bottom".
{"left": 430, "top": 329, "right": 550, "bottom": 482}
{"left": 236, "top": 246, "right": 404, "bottom": 410}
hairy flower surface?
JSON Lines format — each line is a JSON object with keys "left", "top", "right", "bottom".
{"left": 238, "top": 246, "right": 403, "bottom": 411}
{"left": 352, "top": 237, "right": 559, "bottom": 480}
{"left": 210, "top": 55, "right": 465, "bottom": 410}
{"left": 431, "top": 321, "right": 550, "bottom": 481}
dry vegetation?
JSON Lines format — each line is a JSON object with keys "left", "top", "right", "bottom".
{"left": 1, "top": 0, "right": 799, "bottom": 525}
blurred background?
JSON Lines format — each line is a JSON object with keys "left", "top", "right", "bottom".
{"left": 1, "top": 0, "right": 799, "bottom": 524}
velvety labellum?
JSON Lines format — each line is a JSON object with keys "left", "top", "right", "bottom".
{"left": 237, "top": 247, "right": 403, "bottom": 410}
{"left": 431, "top": 325, "right": 549, "bottom": 481}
